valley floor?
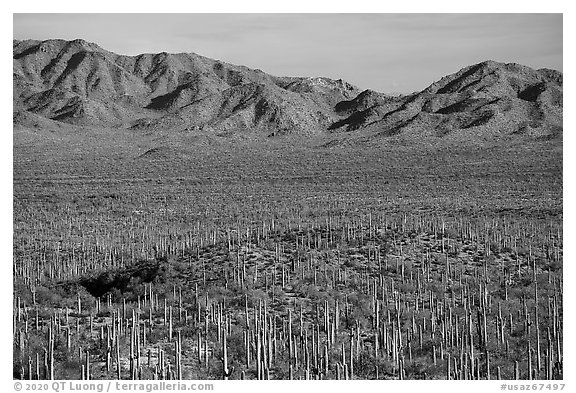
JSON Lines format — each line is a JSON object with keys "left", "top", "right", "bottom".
{"left": 12, "top": 127, "right": 563, "bottom": 380}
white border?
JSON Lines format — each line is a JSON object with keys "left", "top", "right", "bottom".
{"left": 3, "top": 2, "right": 572, "bottom": 392}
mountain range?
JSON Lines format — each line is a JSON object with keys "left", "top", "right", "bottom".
{"left": 13, "top": 38, "right": 563, "bottom": 141}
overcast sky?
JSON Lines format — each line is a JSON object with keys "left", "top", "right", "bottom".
{"left": 13, "top": 13, "right": 562, "bottom": 93}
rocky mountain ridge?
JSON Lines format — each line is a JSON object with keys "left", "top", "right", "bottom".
{"left": 14, "top": 39, "right": 562, "bottom": 140}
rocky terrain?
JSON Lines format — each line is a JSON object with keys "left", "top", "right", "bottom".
{"left": 331, "top": 61, "right": 563, "bottom": 141}
{"left": 13, "top": 38, "right": 563, "bottom": 382}
{"left": 14, "top": 39, "right": 562, "bottom": 141}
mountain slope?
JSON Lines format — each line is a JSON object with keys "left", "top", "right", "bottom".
{"left": 14, "top": 39, "right": 562, "bottom": 141}
{"left": 13, "top": 38, "right": 359, "bottom": 133}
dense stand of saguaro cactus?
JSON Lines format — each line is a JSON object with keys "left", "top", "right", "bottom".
{"left": 14, "top": 204, "right": 562, "bottom": 380}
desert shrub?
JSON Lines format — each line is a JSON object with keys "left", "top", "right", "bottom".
{"left": 34, "top": 285, "right": 64, "bottom": 306}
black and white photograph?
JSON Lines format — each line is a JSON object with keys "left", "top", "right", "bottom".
{"left": 9, "top": 6, "right": 566, "bottom": 389}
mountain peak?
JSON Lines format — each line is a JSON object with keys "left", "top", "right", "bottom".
{"left": 329, "top": 59, "right": 562, "bottom": 140}
{"left": 65, "top": 38, "right": 103, "bottom": 51}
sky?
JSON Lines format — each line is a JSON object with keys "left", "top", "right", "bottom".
{"left": 13, "top": 13, "right": 563, "bottom": 94}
